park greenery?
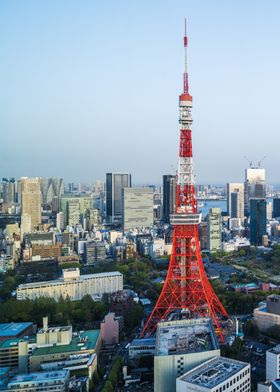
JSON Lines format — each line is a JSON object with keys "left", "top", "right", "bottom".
{"left": 211, "top": 279, "right": 266, "bottom": 314}
{"left": 101, "top": 356, "right": 122, "bottom": 392}
{"left": 0, "top": 295, "right": 109, "bottom": 326}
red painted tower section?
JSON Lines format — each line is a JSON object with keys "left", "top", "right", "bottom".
{"left": 141, "top": 21, "right": 228, "bottom": 341}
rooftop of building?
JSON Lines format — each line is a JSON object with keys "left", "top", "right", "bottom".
{"left": 17, "top": 271, "right": 122, "bottom": 289}
{"left": 267, "top": 344, "right": 280, "bottom": 355}
{"left": 31, "top": 329, "right": 99, "bottom": 357}
{"left": 0, "top": 322, "right": 33, "bottom": 337}
{"left": 130, "top": 338, "right": 156, "bottom": 347}
{"left": 272, "top": 380, "right": 280, "bottom": 390}
{"left": 6, "top": 370, "right": 69, "bottom": 386}
{"left": 268, "top": 294, "right": 280, "bottom": 301}
{"left": 37, "top": 325, "right": 72, "bottom": 334}
{"left": 0, "top": 368, "right": 9, "bottom": 377}
{"left": 0, "top": 335, "right": 36, "bottom": 349}
{"left": 178, "top": 356, "right": 249, "bottom": 388}
{"left": 155, "top": 318, "right": 219, "bottom": 357}
{"left": 41, "top": 352, "right": 96, "bottom": 370}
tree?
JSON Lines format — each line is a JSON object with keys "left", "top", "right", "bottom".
{"left": 243, "top": 319, "right": 259, "bottom": 338}
{"left": 124, "top": 303, "right": 144, "bottom": 330}
{"left": 238, "top": 248, "right": 246, "bottom": 257}
{"left": 266, "top": 325, "right": 280, "bottom": 340}
{"left": 102, "top": 380, "right": 113, "bottom": 392}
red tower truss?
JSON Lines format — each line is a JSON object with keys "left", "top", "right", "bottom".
{"left": 141, "top": 21, "right": 228, "bottom": 341}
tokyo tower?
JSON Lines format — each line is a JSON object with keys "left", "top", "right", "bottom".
{"left": 141, "top": 21, "right": 228, "bottom": 341}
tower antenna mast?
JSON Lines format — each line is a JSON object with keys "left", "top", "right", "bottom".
{"left": 141, "top": 20, "right": 228, "bottom": 342}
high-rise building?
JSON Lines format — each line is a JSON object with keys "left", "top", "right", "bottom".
{"left": 56, "top": 212, "right": 65, "bottom": 231}
{"left": 153, "top": 318, "right": 220, "bottom": 392}
{"left": 106, "top": 173, "right": 131, "bottom": 225}
{"left": 207, "top": 208, "right": 222, "bottom": 252}
{"left": 122, "top": 187, "right": 154, "bottom": 230}
{"left": 2, "top": 178, "right": 16, "bottom": 204}
{"left": 267, "top": 201, "right": 273, "bottom": 221}
{"left": 162, "top": 175, "right": 176, "bottom": 223}
{"left": 84, "top": 241, "right": 106, "bottom": 264}
{"left": 227, "top": 183, "right": 244, "bottom": 220}
{"left": 20, "top": 213, "right": 32, "bottom": 241}
{"left": 176, "top": 356, "right": 251, "bottom": 392}
{"left": 244, "top": 167, "right": 265, "bottom": 215}
{"left": 60, "top": 195, "right": 92, "bottom": 225}
{"left": 250, "top": 198, "right": 267, "bottom": 245}
{"left": 21, "top": 177, "right": 41, "bottom": 231}
{"left": 40, "top": 178, "right": 64, "bottom": 206}
{"left": 67, "top": 199, "right": 80, "bottom": 227}
{"left": 83, "top": 208, "right": 101, "bottom": 230}
{"left": 198, "top": 221, "right": 208, "bottom": 250}
{"left": 273, "top": 198, "right": 280, "bottom": 219}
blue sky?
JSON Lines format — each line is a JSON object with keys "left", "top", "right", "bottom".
{"left": 1, "top": 1, "right": 280, "bottom": 184}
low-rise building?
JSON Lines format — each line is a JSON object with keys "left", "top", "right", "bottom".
{"left": 4, "top": 369, "right": 70, "bottom": 391}
{"left": 17, "top": 268, "right": 123, "bottom": 301}
{"left": 100, "top": 313, "right": 120, "bottom": 345}
{"left": 30, "top": 318, "right": 100, "bottom": 372}
{"left": 40, "top": 352, "right": 97, "bottom": 380}
{"left": 254, "top": 295, "right": 280, "bottom": 332}
{"left": 0, "top": 322, "right": 34, "bottom": 342}
{"left": 154, "top": 318, "right": 220, "bottom": 392}
{"left": 0, "top": 337, "right": 35, "bottom": 373}
{"left": 176, "top": 356, "right": 250, "bottom": 392}
{"left": 129, "top": 338, "right": 156, "bottom": 359}
{"left": 31, "top": 243, "right": 62, "bottom": 260}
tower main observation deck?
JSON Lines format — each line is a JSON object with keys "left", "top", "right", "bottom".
{"left": 141, "top": 22, "right": 228, "bottom": 342}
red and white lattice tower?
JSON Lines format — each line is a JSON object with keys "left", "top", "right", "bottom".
{"left": 141, "top": 21, "right": 228, "bottom": 342}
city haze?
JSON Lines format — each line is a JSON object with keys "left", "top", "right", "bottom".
{"left": 1, "top": 0, "right": 280, "bottom": 183}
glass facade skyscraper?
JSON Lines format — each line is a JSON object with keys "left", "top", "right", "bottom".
{"left": 106, "top": 173, "right": 131, "bottom": 225}
{"left": 250, "top": 198, "right": 267, "bottom": 246}
{"left": 162, "top": 175, "right": 176, "bottom": 223}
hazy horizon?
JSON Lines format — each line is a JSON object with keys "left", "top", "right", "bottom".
{"left": 1, "top": 1, "right": 280, "bottom": 184}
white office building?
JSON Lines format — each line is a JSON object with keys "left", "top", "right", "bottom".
{"left": 17, "top": 268, "right": 123, "bottom": 301}
{"left": 154, "top": 318, "right": 220, "bottom": 392}
{"left": 176, "top": 356, "right": 250, "bottom": 392}
{"left": 122, "top": 187, "right": 154, "bottom": 230}
{"left": 266, "top": 345, "right": 280, "bottom": 381}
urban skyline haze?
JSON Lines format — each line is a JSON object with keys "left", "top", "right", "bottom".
{"left": 1, "top": 0, "right": 280, "bottom": 183}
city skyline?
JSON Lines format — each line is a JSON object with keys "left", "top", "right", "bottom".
{"left": 1, "top": 1, "right": 280, "bottom": 183}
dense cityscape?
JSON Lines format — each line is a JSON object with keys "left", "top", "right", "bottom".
{"left": 2, "top": 2, "right": 280, "bottom": 392}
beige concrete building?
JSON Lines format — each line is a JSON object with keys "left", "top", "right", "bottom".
{"left": 21, "top": 177, "right": 41, "bottom": 231}
{"left": 254, "top": 295, "right": 280, "bottom": 332}
{"left": 154, "top": 318, "right": 220, "bottom": 392}
{"left": 30, "top": 317, "right": 100, "bottom": 373}
{"left": 16, "top": 268, "right": 123, "bottom": 301}
{"left": 20, "top": 213, "right": 32, "bottom": 241}
{"left": 31, "top": 243, "right": 62, "bottom": 260}
{"left": 227, "top": 183, "right": 244, "bottom": 220}
{"left": 254, "top": 306, "right": 280, "bottom": 332}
